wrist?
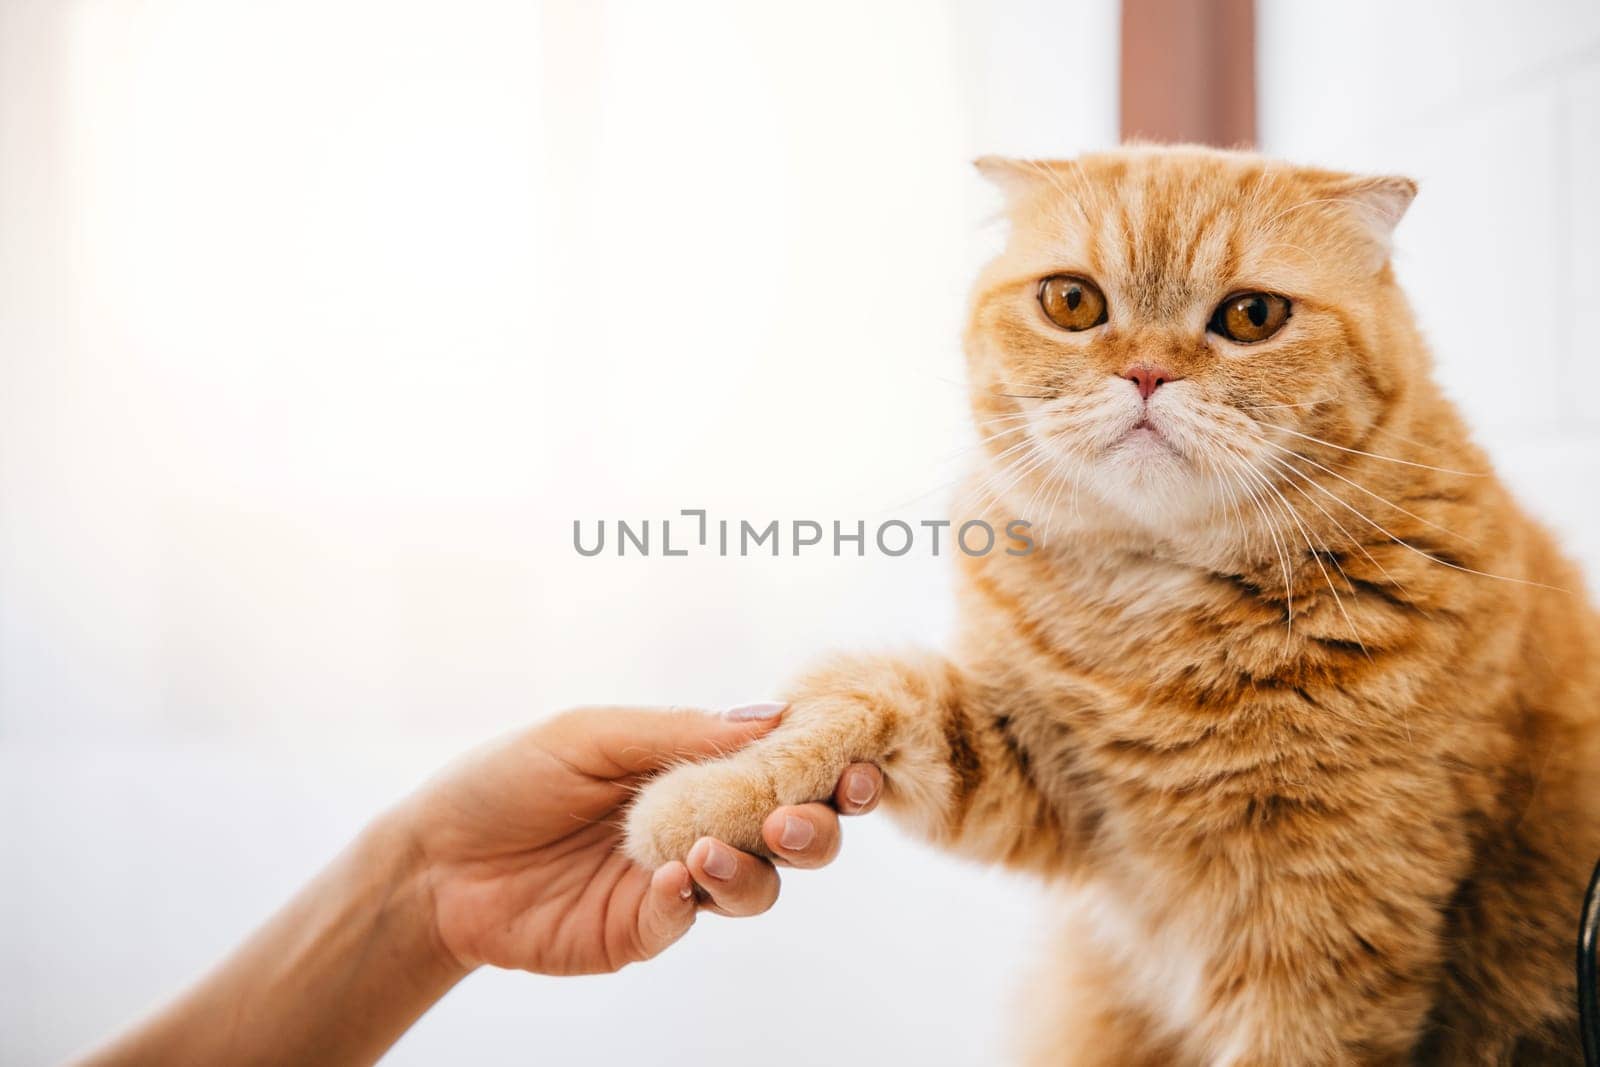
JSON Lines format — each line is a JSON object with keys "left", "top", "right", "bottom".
{"left": 81, "top": 797, "right": 475, "bottom": 1066}
{"left": 360, "top": 802, "right": 475, "bottom": 990}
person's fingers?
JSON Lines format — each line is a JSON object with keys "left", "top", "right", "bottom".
{"left": 685, "top": 837, "right": 780, "bottom": 917}
{"left": 759, "top": 764, "right": 878, "bottom": 870}
{"left": 762, "top": 803, "right": 841, "bottom": 869}
{"left": 536, "top": 703, "right": 787, "bottom": 780}
{"left": 631, "top": 861, "right": 698, "bottom": 963}
{"left": 834, "top": 762, "right": 883, "bottom": 815}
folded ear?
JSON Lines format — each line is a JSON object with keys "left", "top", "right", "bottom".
{"left": 974, "top": 155, "right": 1038, "bottom": 200}
{"left": 973, "top": 155, "right": 1079, "bottom": 211}
{"left": 1324, "top": 173, "right": 1417, "bottom": 261}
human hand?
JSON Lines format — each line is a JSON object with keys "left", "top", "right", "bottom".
{"left": 77, "top": 704, "right": 881, "bottom": 1067}
{"left": 393, "top": 704, "right": 883, "bottom": 977}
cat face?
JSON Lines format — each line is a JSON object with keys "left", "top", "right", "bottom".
{"left": 966, "top": 146, "right": 1417, "bottom": 536}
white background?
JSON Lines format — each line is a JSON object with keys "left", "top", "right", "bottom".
{"left": 2, "top": 1, "right": 1597, "bottom": 1063}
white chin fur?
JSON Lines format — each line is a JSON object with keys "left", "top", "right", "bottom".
{"left": 1082, "top": 452, "right": 1217, "bottom": 530}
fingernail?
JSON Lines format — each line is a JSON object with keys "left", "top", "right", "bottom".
{"left": 779, "top": 815, "right": 814, "bottom": 851}
{"left": 723, "top": 701, "right": 787, "bottom": 721}
{"left": 845, "top": 768, "right": 877, "bottom": 807}
{"left": 700, "top": 840, "right": 737, "bottom": 880}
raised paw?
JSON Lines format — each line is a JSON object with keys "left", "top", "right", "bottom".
{"left": 623, "top": 675, "right": 904, "bottom": 869}
{"left": 623, "top": 756, "right": 782, "bottom": 869}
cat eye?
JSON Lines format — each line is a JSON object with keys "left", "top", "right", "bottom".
{"left": 1209, "top": 292, "right": 1291, "bottom": 344}
{"left": 1037, "top": 274, "right": 1108, "bottom": 332}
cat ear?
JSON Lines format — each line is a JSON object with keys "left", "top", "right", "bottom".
{"left": 974, "top": 156, "right": 1037, "bottom": 200}
{"left": 974, "top": 156, "right": 1074, "bottom": 209}
{"left": 1326, "top": 174, "right": 1418, "bottom": 257}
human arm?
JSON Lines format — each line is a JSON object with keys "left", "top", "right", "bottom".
{"left": 78, "top": 704, "right": 882, "bottom": 1067}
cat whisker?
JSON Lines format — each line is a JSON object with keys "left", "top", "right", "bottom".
{"left": 1257, "top": 447, "right": 1570, "bottom": 594}
{"left": 1250, "top": 434, "right": 1475, "bottom": 546}
{"left": 1023, "top": 440, "right": 1091, "bottom": 544}
{"left": 972, "top": 444, "right": 1055, "bottom": 513}
{"left": 888, "top": 424, "right": 1051, "bottom": 515}
{"left": 1258, "top": 451, "right": 1427, "bottom": 617}
{"left": 1197, "top": 448, "right": 1270, "bottom": 610}
{"left": 1252, "top": 420, "right": 1485, "bottom": 478}
{"left": 924, "top": 373, "right": 1052, "bottom": 399}
{"left": 1058, "top": 444, "right": 1092, "bottom": 534}
{"left": 1214, "top": 449, "right": 1297, "bottom": 640}
{"left": 1234, "top": 450, "right": 1370, "bottom": 658}
{"left": 1364, "top": 423, "right": 1456, "bottom": 459}
{"left": 931, "top": 369, "right": 1059, "bottom": 406}
{"left": 976, "top": 437, "right": 1044, "bottom": 486}
{"left": 1202, "top": 449, "right": 1254, "bottom": 565}
{"left": 894, "top": 431, "right": 1034, "bottom": 506}
{"left": 1240, "top": 397, "right": 1336, "bottom": 412}
{"left": 980, "top": 410, "right": 1046, "bottom": 426}
{"left": 927, "top": 425, "right": 1029, "bottom": 467}
{"left": 1038, "top": 467, "right": 1071, "bottom": 546}
{"left": 982, "top": 431, "right": 1038, "bottom": 463}
{"left": 1020, "top": 451, "right": 1068, "bottom": 543}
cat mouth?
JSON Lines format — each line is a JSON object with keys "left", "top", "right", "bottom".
{"left": 1125, "top": 416, "right": 1162, "bottom": 440}
{"left": 1116, "top": 416, "right": 1180, "bottom": 456}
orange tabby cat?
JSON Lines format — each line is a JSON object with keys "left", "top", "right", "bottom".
{"left": 625, "top": 145, "right": 1600, "bottom": 1065}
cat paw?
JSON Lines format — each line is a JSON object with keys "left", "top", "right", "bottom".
{"left": 623, "top": 756, "right": 781, "bottom": 869}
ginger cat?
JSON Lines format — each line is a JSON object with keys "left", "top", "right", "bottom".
{"left": 624, "top": 145, "right": 1600, "bottom": 1065}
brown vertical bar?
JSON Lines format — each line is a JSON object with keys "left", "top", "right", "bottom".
{"left": 1120, "top": 0, "right": 1256, "bottom": 147}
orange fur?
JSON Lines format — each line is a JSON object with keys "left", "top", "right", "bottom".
{"left": 627, "top": 145, "right": 1600, "bottom": 1065}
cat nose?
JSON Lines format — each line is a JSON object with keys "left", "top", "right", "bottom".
{"left": 1122, "top": 364, "right": 1179, "bottom": 401}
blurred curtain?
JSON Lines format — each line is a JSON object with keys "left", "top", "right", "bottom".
{"left": 1120, "top": 0, "right": 1256, "bottom": 146}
